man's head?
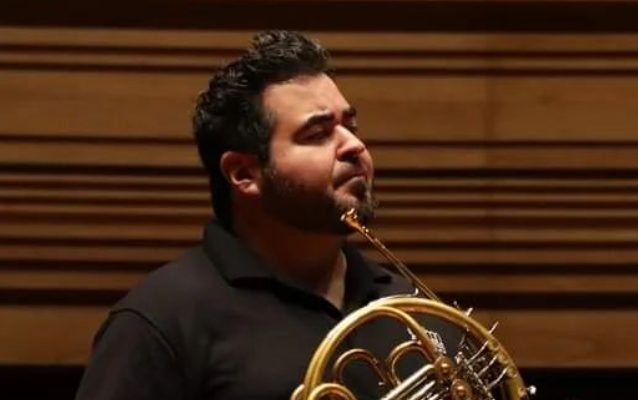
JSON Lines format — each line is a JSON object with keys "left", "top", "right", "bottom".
{"left": 193, "top": 30, "right": 376, "bottom": 233}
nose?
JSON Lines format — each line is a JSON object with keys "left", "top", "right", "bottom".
{"left": 335, "top": 126, "right": 366, "bottom": 162}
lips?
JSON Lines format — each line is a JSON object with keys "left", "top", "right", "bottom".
{"left": 336, "top": 168, "right": 368, "bottom": 187}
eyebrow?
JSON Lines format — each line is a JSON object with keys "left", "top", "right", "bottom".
{"left": 296, "top": 106, "right": 358, "bottom": 135}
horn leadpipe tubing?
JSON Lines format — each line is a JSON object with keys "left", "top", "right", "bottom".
{"left": 341, "top": 209, "right": 441, "bottom": 302}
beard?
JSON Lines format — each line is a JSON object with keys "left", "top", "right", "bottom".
{"left": 260, "top": 164, "right": 378, "bottom": 234}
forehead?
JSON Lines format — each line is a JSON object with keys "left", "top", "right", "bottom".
{"left": 262, "top": 74, "right": 350, "bottom": 123}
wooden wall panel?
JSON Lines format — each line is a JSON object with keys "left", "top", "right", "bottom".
{"left": 0, "top": 305, "right": 108, "bottom": 366}
{"left": 4, "top": 305, "right": 638, "bottom": 368}
{"left": 2, "top": 20, "right": 638, "bottom": 375}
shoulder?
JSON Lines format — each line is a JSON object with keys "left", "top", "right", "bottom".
{"left": 110, "top": 246, "right": 233, "bottom": 346}
{"left": 103, "top": 246, "right": 233, "bottom": 379}
{"left": 115, "top": 247, "right": 222, "bottom": 312}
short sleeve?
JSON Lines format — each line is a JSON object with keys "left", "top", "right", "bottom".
{"left": 75, "top": 309, "right": 186, "bottom": 400}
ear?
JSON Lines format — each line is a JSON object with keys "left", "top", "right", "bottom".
{"left": 219, "top": 151, "right": 262, "bottom": 196}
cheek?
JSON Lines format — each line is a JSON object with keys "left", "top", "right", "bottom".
{"left": 274, "top": 148, "right": 335, "bottom": 186}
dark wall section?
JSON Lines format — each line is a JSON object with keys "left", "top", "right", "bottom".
{"left": 1, "top": 366, "right": 634, "bottom": 400}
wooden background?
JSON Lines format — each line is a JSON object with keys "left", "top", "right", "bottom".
{"left": 1, "top": 0, "right": 638, "bottom": 399}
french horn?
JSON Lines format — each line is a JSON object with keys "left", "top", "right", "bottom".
{"left": 291, "top": 209, "right": 536, "bottom": 400}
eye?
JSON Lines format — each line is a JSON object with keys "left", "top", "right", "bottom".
{"left": 304, "top": 128, "right": 331, "bottom": 143}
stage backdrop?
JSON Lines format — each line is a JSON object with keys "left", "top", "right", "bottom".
{"left": 1, "top": 1, "right": 638, "bottom": 399}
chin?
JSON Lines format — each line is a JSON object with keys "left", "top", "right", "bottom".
{"left": 335, "top": 190, "right": 363, "bottom": 207}
{"left": 339, "top": 178, "right": 369, "bottom": 198}
{"left": 337, "top": 195, "right": 376, "bottom": 221}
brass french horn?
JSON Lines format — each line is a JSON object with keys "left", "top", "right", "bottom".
{"left": 291, "top": 209, "right": 536, "bottom": 400}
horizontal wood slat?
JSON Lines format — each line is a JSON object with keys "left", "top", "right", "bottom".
{"left": 4, "top": 268, "right": 638, "bottom": 295}
{"left": 2, "top": 305, "right": 637, "bottom": 368}
{"left": 6, "top": 141, "right": 638, "bottom": 169}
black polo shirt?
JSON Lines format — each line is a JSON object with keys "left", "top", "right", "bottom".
{"left": 75, "top": 221, "right": 461, "bottom": 400}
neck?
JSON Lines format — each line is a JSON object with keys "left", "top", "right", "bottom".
{"left": 232, "top": 207, "right": 347, "bottom": 309}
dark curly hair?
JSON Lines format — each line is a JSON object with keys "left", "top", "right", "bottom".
{"left": 193, "top": 30, "right": 332, "bottom": 228}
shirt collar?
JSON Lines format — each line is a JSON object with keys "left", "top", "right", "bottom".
{"left": 202, "top": 220, "right": 275, "bottom": 282}
{"left": 201, "top": 219, "right": 393, "bottom": 292}
{"left": 341, "top": 244, "right": 392, "bottom": 311}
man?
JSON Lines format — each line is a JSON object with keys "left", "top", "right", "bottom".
{"left": 75, "top": 30, "right": 458, "bottom": 400}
